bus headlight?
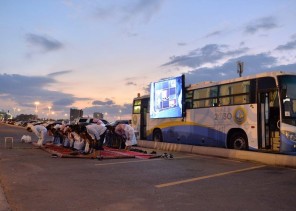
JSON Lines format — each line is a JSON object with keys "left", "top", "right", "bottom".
{"left": 282, "top": 131, "right": 296, "bottom": 142}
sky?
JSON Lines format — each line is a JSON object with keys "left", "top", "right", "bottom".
{"left": 1, "top": 0, "right": 296, "bottom": 121}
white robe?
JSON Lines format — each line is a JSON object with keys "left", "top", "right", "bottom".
{"left": 115, "top": 124, "right": 137, "bottom": 146}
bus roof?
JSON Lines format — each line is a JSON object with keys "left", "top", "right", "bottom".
{"left": 133, "top": 71, "right": 296, "bottom": 100}
{"left": 187, "top": 71, "right": 296, "bottom": 90}
{"left": 133, "top": 94, "right": 150, "bottom": 100}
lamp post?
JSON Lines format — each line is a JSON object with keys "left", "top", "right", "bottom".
{"left": 34, "top": 101, "right": 40, "bottom": 113}
{"left": 51, "top": 111, "right": 55, "bottom": 120}
{"left": 48, "top": 106, "right": 51, "bottom": 119}
{"left": 119, "top": 109, "right": 122, "bottom": 120}
{"left": 13, "top": 107, "right": 16, "bottom": 117}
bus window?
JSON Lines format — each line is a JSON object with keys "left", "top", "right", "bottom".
{"left": 220, "top": 81, "right": 250, "bottom": 96}
{"left": 193, "top": 99, "right": 218, "bottom": 108}
{"left": 194, "top": 86, "right": 218, "bottom": 99}
{"left": 133, "top": 100, "right": 141, "bottom": 114}
{"left": 185, "top": 91, "right": 193, "bottom": 109}
{"left": 258, "top": 77, "right": 276, "bottom": 90}
{"left": 279, "top": 75, "right": 296, "bottom": 125}
{"left": 219, "top": 81, "right": 251, "bottom": 105}
{"left": 233, "top": 94, "right": 250, "bottom": 104}
{"left": 220, "top": 96, "right": 231, "bottom": 105}
{"left": 192, "top": 86, "right": 218, "bottom": 108}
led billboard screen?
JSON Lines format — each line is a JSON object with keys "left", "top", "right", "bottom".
{"left": 150, "top": 75, "right": 184, "bottom": 118}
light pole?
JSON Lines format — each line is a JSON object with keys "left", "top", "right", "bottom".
{"left": 51, "top": 111, "right": 55, "bottom": 120}
{"left": 34, "top": 101, "right": 40, "bottom": 113}
{"left": 119, "top": 109, "right": 122, "bottom": 120}
{"left": 13, "top": 107, "right": 16, "bottom": 117}
{"left": 48, "top": 106, "right": 51, "bottom": 119}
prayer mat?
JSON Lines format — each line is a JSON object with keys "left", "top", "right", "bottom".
{"left": 33, "top": 143, "right": 136, "bottom": 159}
{"left": 104, "top": 147, "right": 161, "bottom": 159}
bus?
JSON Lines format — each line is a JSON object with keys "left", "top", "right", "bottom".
{"left": 131, "top": 71, "right": 296, "bottom": 155}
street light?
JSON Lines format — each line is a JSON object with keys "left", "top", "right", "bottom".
{"left": 48, "top": 106, "right": 51, "bottom": 119}
{"left": 13, "top": 107, "right": 16, "bottom": 117}
{"left": 34, "top": 101, "right": 40, "bottom": 113}
{"left": 51, "top": 111, "right": 55, "bottom": 120}
{"left": 119, "top": 109, "right": 122, "bottom": 120}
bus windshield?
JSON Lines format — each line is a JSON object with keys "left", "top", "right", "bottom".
{"left": 279, "top": 75, "right": 296, "bottom": 125}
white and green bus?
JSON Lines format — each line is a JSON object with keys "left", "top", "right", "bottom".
{"left": 132, "top": 71, "right": 296, "bottom": 155}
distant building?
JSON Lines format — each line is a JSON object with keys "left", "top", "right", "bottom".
{"left": 0, "top": 109, "right": 9, "bottom": 120}
{"left": 93, "top": 112, "right": 103, "bottom": 119}
{"left": 16, "top": 114, "right": 37, "bottom": 121}
{"left": 70, "top": 108, "right": 83, "bottom": 122}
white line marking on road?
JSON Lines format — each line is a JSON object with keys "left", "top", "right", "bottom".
{"left": 94, "top": 159, "right": 161, "bottom": 166}
{"left": 155, "top": 165, "right": 266, "bottom": 188}
{"left": 94, "top": 155, "right": 197, "bottom": 166}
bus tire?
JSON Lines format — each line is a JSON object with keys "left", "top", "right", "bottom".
{"left": 153, "top": 129, "right": 163, "bottom": 142}
{"left": 230, "top": 132, "right": 248, "bottom": 150}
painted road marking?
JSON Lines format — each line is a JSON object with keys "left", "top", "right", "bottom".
{"left": 155, "top": 165, "right": 266, "bottom": 188}
{"left": 95, "top": 159, "right": 160, "bottom": 166}
{"left": 94, "top": 155, "right": 197, "bottom": 166}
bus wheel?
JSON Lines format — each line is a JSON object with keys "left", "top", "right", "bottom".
{"left": 230, "top": 132, "right": 248, "bottom": 150}
{"left": 153, "top": 130, "right": 163, "bottom": 142}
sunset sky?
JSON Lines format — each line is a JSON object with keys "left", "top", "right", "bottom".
{"left": 1, "top": 0, "right": 296, "bottom": 121}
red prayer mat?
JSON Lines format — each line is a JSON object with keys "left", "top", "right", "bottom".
{"left": 32, "top": 143, "right": 160, "bottom": 159}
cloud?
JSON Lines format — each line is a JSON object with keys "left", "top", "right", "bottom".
{"left": 0, "top": 73, "right": 133, "bottom": 119}
{"left": 25, "top": 33, "right": 63, "bottom": 52}
{"left": 177, "top": 42, "right": 187, "bottom": 46}
{"left": 184, "top": 53, "right": 279, "bottom": 85}
{"left": 275, "top": 40, "right": 296, "bottom": 51}
{"left": 126, "top": 81, "right": 137, "bottom": 86}
{"left": 47, "top": 70, "right": 73, "bottom": 77}
{"left": 53, "top": 98, "right": 75, "bottom": 106}
{"left": 124, "top": 76, "right": 142, "bottom": 86}
{"left": 162, "top": 44, "right": 249, "bottom": 68}
{"left": 94, "top": 0, "right": 164, "bottom": 24}
{"left": 244, "top": 16, "right": 278, "bottom": 34}
{"left": 92, "top": 98, "right": 115, "bottom": 106}
{"left": 122, "top": 0, "right": 164, "bottom": 23}
{"left": 0, "top": 74, "right": 55, "bottom": 94}
{"left": 0, "top": 73, "right": 82, "bottom": 111}
{"left": 205, "top": 30, "right": 222, "bottom": 38}
{"left": 83, "top": 103, "right": 132, "bottom": 119}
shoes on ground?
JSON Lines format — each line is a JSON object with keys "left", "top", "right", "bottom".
{"left": 161, "top": 153, "right": 173, "bottom": 159}
{"left": 96, "top": 156, "right": 103, "bottom": 160}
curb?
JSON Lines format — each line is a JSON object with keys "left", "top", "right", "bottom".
{"left": 137, "top": 140, "right": 296, "bottom": 168}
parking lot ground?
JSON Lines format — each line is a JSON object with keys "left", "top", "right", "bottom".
{"left": 1, "top": 124, "right": 296, "bottom": 210}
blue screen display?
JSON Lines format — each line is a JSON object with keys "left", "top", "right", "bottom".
{"left": 150, "top": 75, "right": 184, "bottom": 118}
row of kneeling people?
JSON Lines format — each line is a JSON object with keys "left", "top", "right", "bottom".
{"left": 26, "top": 121, "right": 137, "bottom": 158}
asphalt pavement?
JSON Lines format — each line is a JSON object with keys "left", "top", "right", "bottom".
{"left": 0, "top": 185, "right": 10, "bottom": 211}
{"left": 1, "top": 123, "right": 296, "bottom": 211}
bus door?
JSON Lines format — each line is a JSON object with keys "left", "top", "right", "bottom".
{"left": 140, "top": 98, "right": 149, "bottom": 140}
{"left": 258, "top": 90, "right": 280, "bottom": 151}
